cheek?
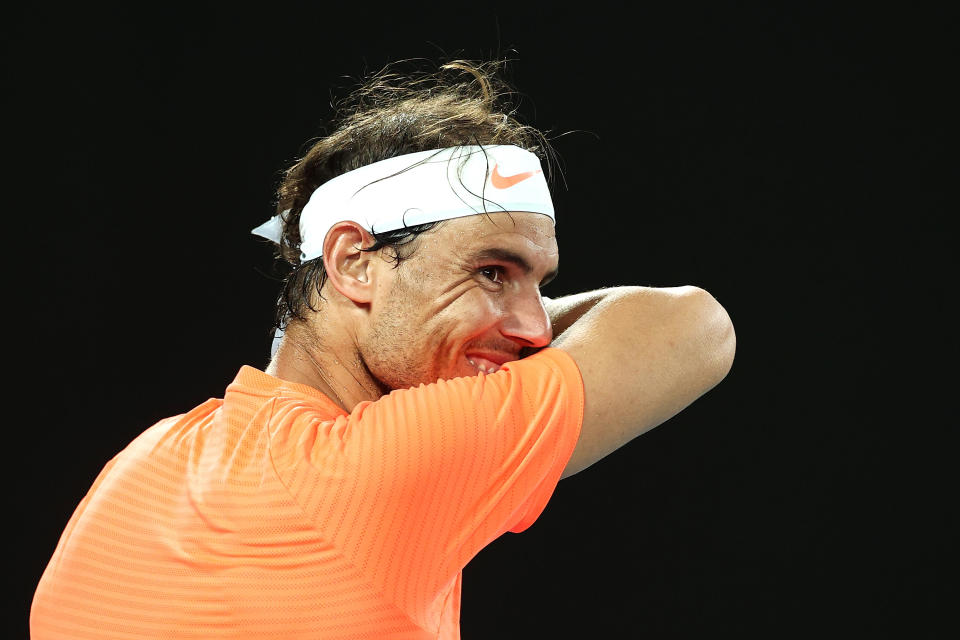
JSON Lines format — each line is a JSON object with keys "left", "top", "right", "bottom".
{"left": 443, "top": 291, "right": 502, "bottom": 336}
{"left": 389, "top": 272, "right": 502, "bottom": 352}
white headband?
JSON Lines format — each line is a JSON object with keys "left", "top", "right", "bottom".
{"left": 251, "top": 144, "right": 554, "bottom": 261}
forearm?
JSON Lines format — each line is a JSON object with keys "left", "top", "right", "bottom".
{"left": 544, "top": 287, "right": 635, "bottom": 339}
{"left": 543, "top": 284, "right": 731, "bottom": 356}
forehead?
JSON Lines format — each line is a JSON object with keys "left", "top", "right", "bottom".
{"left": 437, "top": 211, "right": 559, "bottom": 263}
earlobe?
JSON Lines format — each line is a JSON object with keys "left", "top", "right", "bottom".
{"left": 322, "top": 222, "right": 376, "bottom": 304}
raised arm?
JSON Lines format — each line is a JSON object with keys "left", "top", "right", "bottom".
{"left": 546, "top": 286, "right": 736, "bottom": 479}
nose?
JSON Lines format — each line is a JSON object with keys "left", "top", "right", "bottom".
{"left": 500, "top": 290, "right": 553, "bottom": 349}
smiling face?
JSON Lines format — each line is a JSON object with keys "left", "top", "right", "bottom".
{"left": 359, "top": 211, "right": 559, "bottom": 390}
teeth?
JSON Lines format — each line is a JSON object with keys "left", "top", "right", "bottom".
{"left": 467, "top": 357, "right": 500, "bottom": 374}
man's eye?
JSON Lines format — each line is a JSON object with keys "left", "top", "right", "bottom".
{"left": 480, "top": 266, "right": 504, "bottom": 284}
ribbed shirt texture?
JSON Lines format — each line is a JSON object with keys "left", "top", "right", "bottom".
{"left": 31, "top": 348, "right": 583, "bottom": 639}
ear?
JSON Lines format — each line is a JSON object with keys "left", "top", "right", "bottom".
{"left": 321, "top": 221, "right": 378, "bottom": 305}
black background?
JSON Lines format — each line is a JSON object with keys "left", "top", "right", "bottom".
{"left": 7, "top": 4, "right": 953, "bottom": 638}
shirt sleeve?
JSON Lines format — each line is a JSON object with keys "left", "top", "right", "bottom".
{"left": 268, "top": 347, "right": 583, "bottom": 626}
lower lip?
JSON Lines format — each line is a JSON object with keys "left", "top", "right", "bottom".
{"left": 467, "top": 356, "right": 502, "bottom": 374}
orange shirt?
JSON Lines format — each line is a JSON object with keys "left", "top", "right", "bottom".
{"left": 31, "top": 348, "right": 583, "bottom": 639}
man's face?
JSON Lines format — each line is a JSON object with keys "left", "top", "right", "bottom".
{"left": 360, "top": 211, "right": 559, "bottom": 391}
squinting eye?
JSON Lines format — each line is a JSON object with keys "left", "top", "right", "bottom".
{"left": 480, "top": 266, "right": 503, "bottom": 284}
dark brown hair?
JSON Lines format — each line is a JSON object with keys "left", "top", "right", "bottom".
{"left": 266, "top": 59, "right": 557, "bottom": 330}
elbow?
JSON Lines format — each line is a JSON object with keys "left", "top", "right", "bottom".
{"left": 685, "top": 286, "right": 737, "bottom": 384}
{"left": 715, "top": 306, "right": 737, "bottom": 382}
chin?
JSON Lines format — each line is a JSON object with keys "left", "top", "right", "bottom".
{"left": 373, "top": 357, "right": 480, "bottom": 392}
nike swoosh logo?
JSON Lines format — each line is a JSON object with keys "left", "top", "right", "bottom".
{"left": 491, "top": 164, "right": 541, "bottom": 189}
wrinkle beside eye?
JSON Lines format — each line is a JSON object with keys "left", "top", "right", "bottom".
{"left": 432, "top": 276, "right": 480, "bottom": 310}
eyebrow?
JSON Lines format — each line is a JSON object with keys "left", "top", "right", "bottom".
{"left": 469, "top": 248, "right": 559, "bottom": 286}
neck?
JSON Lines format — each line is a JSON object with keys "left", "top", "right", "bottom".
{"left": 264, "top": 319, "right": 383, "bottom": 412}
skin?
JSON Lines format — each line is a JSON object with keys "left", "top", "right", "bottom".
{"left": 266, "top": 211, "right": 559, "bottom": 411}
{"left": 266, "top": 210, "right": 736, "bottom": 481}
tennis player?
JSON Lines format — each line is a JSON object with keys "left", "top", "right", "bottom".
{"left": 31, "top": 60, "right": 736, "bottom": 639}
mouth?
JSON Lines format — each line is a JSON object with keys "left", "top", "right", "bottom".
{"left": 465, "top": 351, "right": 516, "bottom": 375}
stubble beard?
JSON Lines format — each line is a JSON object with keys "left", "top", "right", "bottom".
{"left": 362, "top": 280, "right": 443, "bottom": 393}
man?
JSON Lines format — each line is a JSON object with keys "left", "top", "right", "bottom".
{"left": 31, "top": 61, "right": 735, "bottom": 639}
